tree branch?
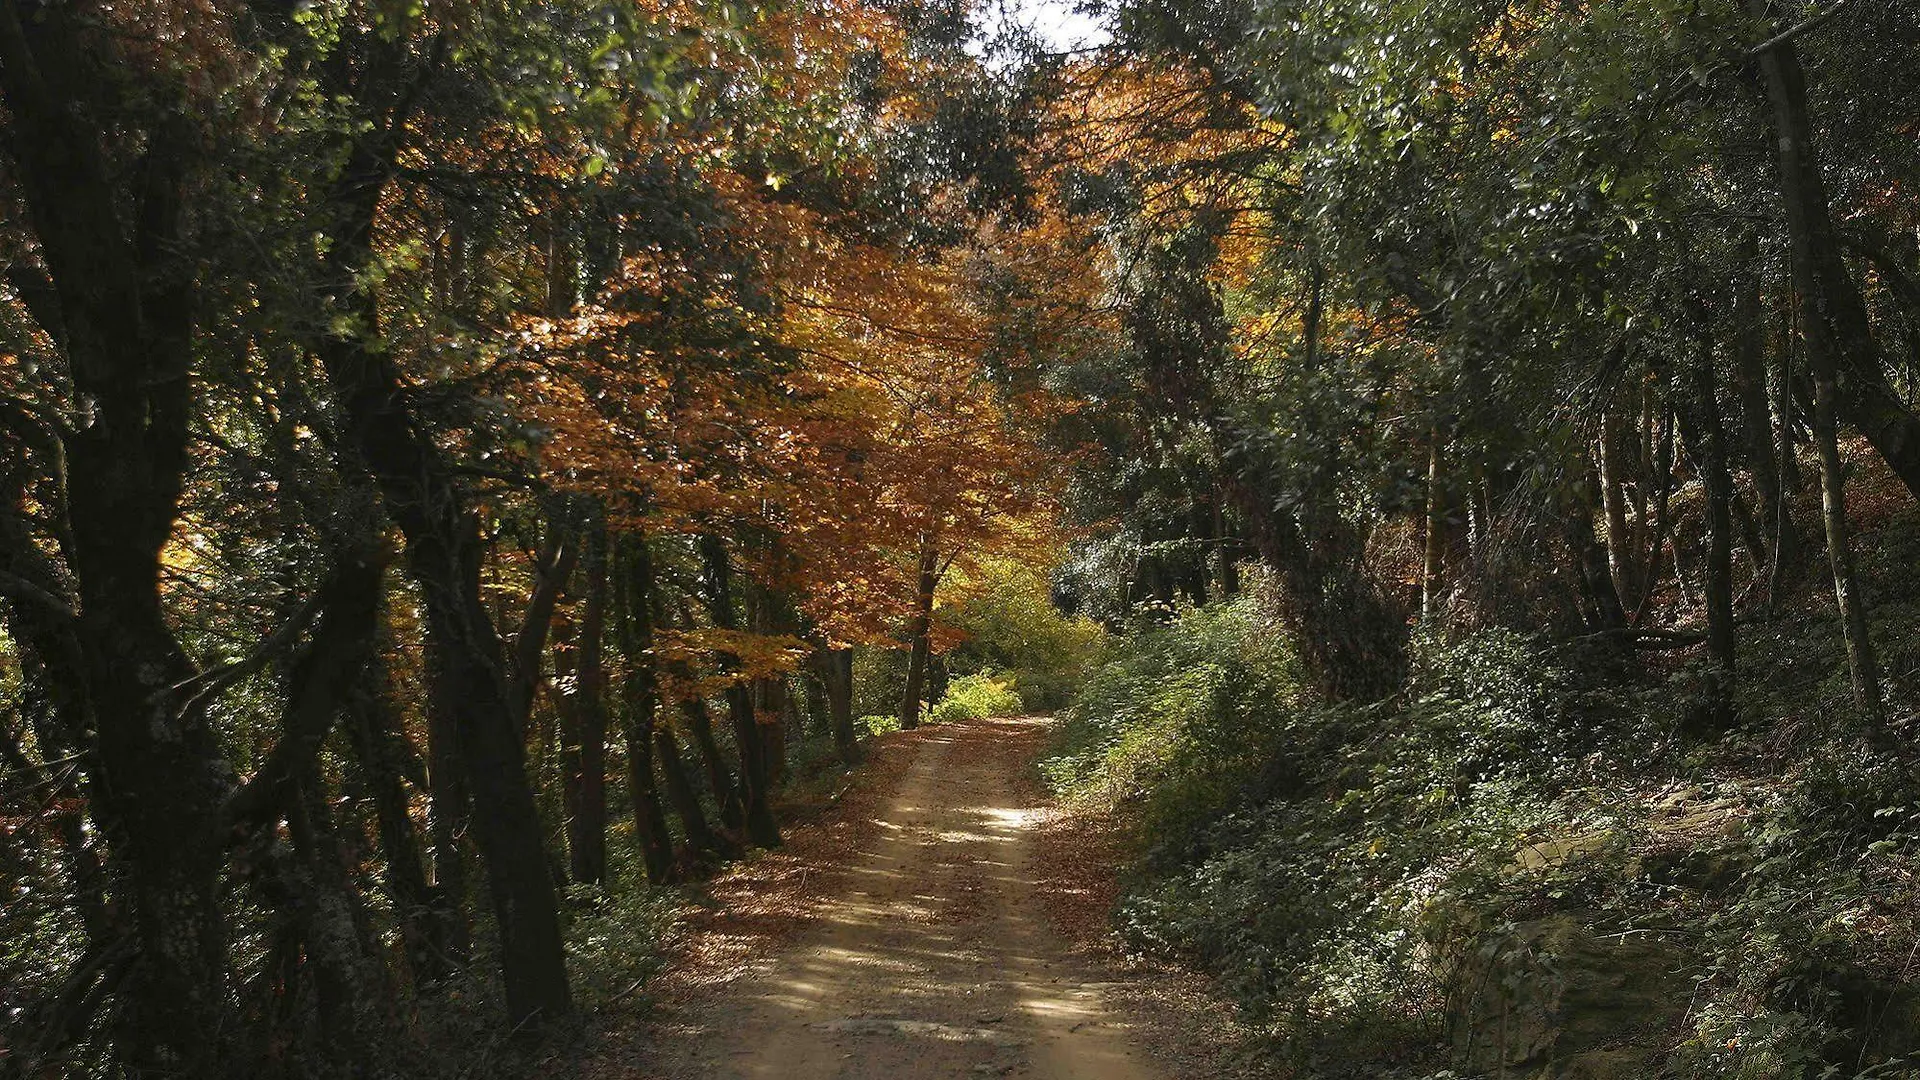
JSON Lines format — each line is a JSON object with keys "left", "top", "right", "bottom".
{"left": 161, "top": 589, "right": 326, "bottom": 717}
{"left": 1747, "top": 0, "right": 1853, "bottom": 56}
{"left": 0, "top": 568, "right": 76, "bottom": 622}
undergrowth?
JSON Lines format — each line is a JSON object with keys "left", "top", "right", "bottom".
{"left": 929, "top": 670, "right": 1024, "bottom": 724}
{"left": 1045, "top": 590, "right": 1920, "bottom": 1079}
{"left": 563, "top": 868, "right": 682, "bottom": 1007}
{"left": 862, "top": 670, "right": 1028, "bottom": 735}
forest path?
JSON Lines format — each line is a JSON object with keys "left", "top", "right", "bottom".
{"left": 636, "top": 716, "right": 1162, "bottom": 1080}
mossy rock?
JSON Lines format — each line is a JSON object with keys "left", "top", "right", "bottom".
{"left": 1448, "top": 913, "right": 1693, "bottom": 1077}
{"left": 1640, "top": 844, "right": 1747, "bottom": 894}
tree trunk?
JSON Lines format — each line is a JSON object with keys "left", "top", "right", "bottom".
{"left": 509, "top": 502, "right": 579, "bottom": 738}
{"left": 343, "top": 664, "right": 444, "bottom": 984}
{"left": 1774, "top": 292, "right": 1805, "bottom": 497}
{"left": 899, "top": 539, "right": 939, "bottom": 729}
{"left": 1211, "top": 499, "right": 1241, "bottom": 599}
{"left": 805, "top": 669, "right": 830, "bottom": 738}
{"left": 1682, "top": 325, "right": 1736, "bottom": 731}
{"left": 424, "top": 688, "right": 473, "bottom": 970}
{"left": 285, "top": 753, "right": 386, "bottom": 1064}
{"left": 750, "top": 587, "right": 794, "bottom": 783}
{"left": 654, "top": 726, "right": 734, "bottom": 860}
{"left": 1753, "top": 12, "right": 1889, "bottom": 730}
{"left": 214, "top": 526, "right": 393, "bottom": 1062}
{"left": 1743, "top": 3, "right": 1920, "bottom": 500}
{"left": 819, "top": 646, "right": 860, "bottom": 765}
{"left": 1421, "top": 434, "right": 1448, "bottom": 621}
{"left": 0, "top": 489, "right": 110, "bottom": 945}
{"left": 1568, "top": 461, "right": 1629, "bottom": 633}
{"left": 0, "top": 8, "right": 235, "bottom": 1064}
{"left": 1770, "top": 292, "right": 1804, "bottom": 598}
{"left": 624, "top": 710, "right": 677, "bottom": 885}
{"left": 265, "top": 15, "right": 576, "bottom": 1024}
{"left": 1631, "top": 404, "right": 1678, "bottom": 624}
{"left": 364, "top": 465, "right": 571, "bottom": 1024}
{"left": 679, "top": 696, "right": 745, "bottom": 830}
{"left": 1598, "top": 411, "right": 1638, "bottom": 603}
{"left": 1466, "top": 460, "right": 1492, "bottom": 575}
{"left": 698, "top": 535, "right": 782, "bottom": 847}
{"left": 614, "top": 531, "right": 676, "bottom": 884}
{"left": 1184, "top": 500, "right": 1212, "bottom": 606}
{"left": 317, "top": 166, "right": 570, "bottom": 1029}
{"left": 1627, "top": 385, "right": 1658, "bottom": 610}
{"left": 928, "top": 656, "right": 951, "bottom": 709}
{"left": 1813, "top": 334, "right": 1887, "bottom": 730}
{"left": 1732, "top": 242, "right": 1799, "bottom": 577}
{"left": 760, "top": 680, "right": 790, "bottom": 786}
{"left": 726, "top": 682, "right": 782, "bottom": 850}
{"left": 559, "top": 520, "right": 610, "bottom": 886}
{"left": 1730, "top": 489, "right": 1770, "bottom": 580}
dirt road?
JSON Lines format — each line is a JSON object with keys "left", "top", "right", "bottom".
{"left": 640, "top": 716, "right": 1163, "bottom": 1080}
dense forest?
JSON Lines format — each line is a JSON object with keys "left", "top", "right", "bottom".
{"left": 2, "top": 0, "right": 1919, "bottom": 1077}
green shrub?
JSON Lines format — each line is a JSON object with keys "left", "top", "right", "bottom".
{"left": 928, "top": 670, "right": 1024, "bottom": 724}
{"left": 859, "top": 713, "right": 900, "bottom": 736}
{"left": 1042, "top": 594, "right": 1306, "bottom": 841}
{"left": 563, "top": 871, "right": 680, "bottom": 1007}
{"left": 942, "top": 557, "right": 1105, "bottom": 711}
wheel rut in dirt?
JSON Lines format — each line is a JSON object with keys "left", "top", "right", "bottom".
{"left": 642, "top": 716, "right": 1161, "bottom": 1080}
